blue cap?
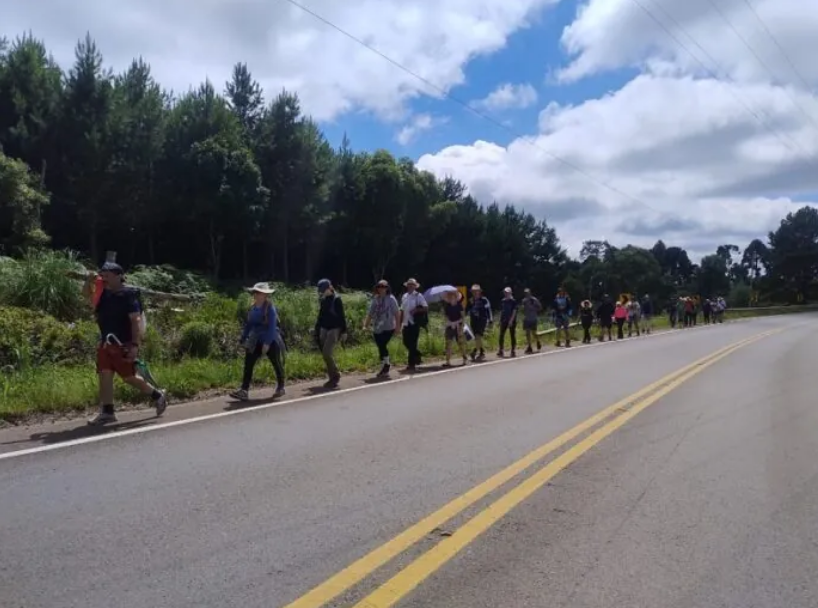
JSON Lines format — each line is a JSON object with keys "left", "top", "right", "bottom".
{"left": 99, "top": 261, "right": 123, "bottom": 274}
{"left": 317, "top": 278, "right": 331, "bottom": 293}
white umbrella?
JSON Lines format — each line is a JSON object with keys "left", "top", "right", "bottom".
{"left": 423, "top": 285, "right": 459, "bottom": 304}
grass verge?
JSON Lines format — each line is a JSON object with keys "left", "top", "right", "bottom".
{"left": 1, "top": 305, "right": 814, "bottom": 423}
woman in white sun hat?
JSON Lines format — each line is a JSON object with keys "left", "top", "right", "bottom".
{"left": 230, "top": 282, "right": 285, "bottom": 402}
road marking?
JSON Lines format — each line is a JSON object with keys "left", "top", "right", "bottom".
{"left": 0, "top": 314, "right": 768, "bottom": 461}
{"left": 350, "top": 329, "right": 779, "bottom": 608}
{"left": 281, "top": 329, "right": 778, "bottom": 608}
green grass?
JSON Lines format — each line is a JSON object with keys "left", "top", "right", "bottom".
{"left": 2, "top": 304, "right": 815, "bottom": 423}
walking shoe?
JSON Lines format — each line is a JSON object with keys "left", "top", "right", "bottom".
{"left": 376, "top": 363, "right": 391, "bottom": 377}
{"left": 524, "top": 347, "right": 533, "bottom": 355}
{"left": 497, "top": 350, "right": 504, "bottom": 357}
{"left": 470, "top": 349, "right": 477, "bottom": 361}
{"left": 476, "top": 351, "right": 486, "bottom": 362}
{"left": 324, "top": 374, "right": 341, "bottom": 389}
{"left": 536, "top": 342, "right": 542, "bottom": 351}
{"left": 153, "top": 390, "right": 168, "bottom": 417}
{"left": 510, "top": 350, "right": 516, "bottom": 357}
{"left": 229, "top": 388, "right": 249, "bottom": 401}
{"left": 273, "top": 386, "right": 286, "bottom": 398}
{"left": 87, "top": 409, "right": 117, "bottom": 426}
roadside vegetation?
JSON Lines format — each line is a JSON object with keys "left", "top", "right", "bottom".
{"left": 1, "top": 251, "right": 815, "bottom": 423}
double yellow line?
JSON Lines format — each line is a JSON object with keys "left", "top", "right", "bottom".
{"left": 285, "top": 329, "right": 779, "bottom": 608}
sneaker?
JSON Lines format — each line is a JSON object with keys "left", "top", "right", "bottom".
{"left": 470, "top": 349, "right": 477, "bottom": 361}
{"left": 323, "top": 374, "right": 341, "bottom": 389}
{"left": 497, "top": 350, "right": 504, "bottom": 358}
{"left": 153, "top": 390, "right": 168, "bottom": 417}
{"left": 536, "top": 343, "right": 542, "bottom": 352}
{"left": 88, "top": 410, "right": 117, "bottom": 426}
{"left": 377, "top": 363, "right": 391, "bottom": 377}
{"left": 229, "top": 388, "right": 249, "bottom": 401}
{"left": 510, "top": 350, "right": 516, "bottom": 358}
{"left": 524, "top": 347, "right": 533, "bottom": 355}
{"left": 477, "top": 351, "right": 486, "bottom": 361}
{"left": 273, "top": 386, "right": 286, "bottom": 398}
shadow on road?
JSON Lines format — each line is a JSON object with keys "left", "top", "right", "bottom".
{"left": 0, "top": 418, "right": 158, "bottom": 447}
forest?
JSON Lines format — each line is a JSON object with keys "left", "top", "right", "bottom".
{"left": 2, "top": 31, "right": 818, "bottom": 306}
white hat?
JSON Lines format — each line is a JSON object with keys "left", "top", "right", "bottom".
{"left": 404, "top": 278, "right": 420, "bottom": 288}
{"left": 247, "top": 282, "right": 275, "bottom": 294}
{"left": 503, "top": 286, "right": 512, "bottom": 294}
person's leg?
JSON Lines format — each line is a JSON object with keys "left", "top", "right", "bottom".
{"left": 265, "top": 342, "right": 286, "bottom": 392}
{"left": 617, "top": 319, "right": 624, "bottom": 339}
{"left": 509, "top": 322, "right": 517, "bottom": 355}
{"left": 321, "top": 328, "right": 340, "bottom": 385}
{"left": 409, "top": 323, "right": 422, "bottom": 366}
{"left": 374, "top": 330, "right": 392, "bottom": 376}
{"left": 230, "top": 345, "right": 261, "bottom": 400}
{"left": 498, "top": 320, "right": 508, "bottom": 355}
{"left": 583, "top": 324, "right": 591, "bottom": 343}
{"left": 444, "top": 330, "right": 453, "bottom": 365}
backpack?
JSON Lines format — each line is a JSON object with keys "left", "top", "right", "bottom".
{"left": 249, "top": 300, "right": 286, "bottom": 343}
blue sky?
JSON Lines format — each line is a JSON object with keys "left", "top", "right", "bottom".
{"left": 321, "top": 0, "right": 637, "bottom": 158}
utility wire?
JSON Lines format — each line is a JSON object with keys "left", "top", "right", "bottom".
{"left": 631, "top": 0, "right": 807, "bottom": 154}
{"left": 282, "top": 0, "right": 684, "bottom": 220}
{"left": 702, "top": 0, "right": 818, "bottom": 133}
{"left": 740, "top": 0, "right": 813, "bottom": 93}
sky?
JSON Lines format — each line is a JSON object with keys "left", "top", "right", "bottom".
{"left": 4, "top": 0, "right": 818, "bottom": 260}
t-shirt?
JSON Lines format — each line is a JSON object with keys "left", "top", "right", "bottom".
{"left": 521, "top": 296, "right": 541, "bottom": 322}
{"left": 401, "top": 292, "right": 428, "bottom": 327}
{"left": 468, "top": 296, "right": 492, "bottom": 324}
{"left": 444, "top": 301, "right": 464, "bottom": 323}
{"left": 368, "top": 294, "right": 400, "bottom": 332}
{"left": 96, "top": 288, "right": 141, "bottom": 344}
{"left": 500, "top": 297, "right": 518, "bottom": 322}
{"left": 553, "top": 295, "right": 571, "bottom": 318}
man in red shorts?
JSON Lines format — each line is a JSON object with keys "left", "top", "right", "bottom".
{"left": 83, "top": 261, "right": 166, "bottom": 426}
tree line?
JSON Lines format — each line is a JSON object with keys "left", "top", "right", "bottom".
{"left": 1, "top": 32, "right": 817, "bottom": 305}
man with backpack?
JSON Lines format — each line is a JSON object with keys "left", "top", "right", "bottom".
{"left": 82, "top": 261, "right": 166, "bottom": 426}
{"left": 399, "top": 278, "right": 428, "bottom": 372}
{"left": 552, "top": 286, "right": 573, "bottom": 347}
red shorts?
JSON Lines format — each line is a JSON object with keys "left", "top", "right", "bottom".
{"left": 96, "top": 344, "right": 136, "bottom": 378}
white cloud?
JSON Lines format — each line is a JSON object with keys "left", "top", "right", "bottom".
{"left": 419, "top": 0, "right": 818, "bottom": 259}
{"left": 396, "top": 113, "right": 448, "bottom": 145}
{"left": 472, "top": 82, "right": 539, "bottom": 111}
{"left": 3, "top": 0, "right": 555, "bottom": 121}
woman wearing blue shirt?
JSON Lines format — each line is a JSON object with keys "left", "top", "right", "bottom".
{"left": 230, "top": 282, "right": 285, "bottom": 401}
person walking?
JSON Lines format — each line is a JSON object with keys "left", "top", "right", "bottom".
{"left": 399, "top": 278, "right": 428, "bottom": 372}
{"left": 641, "top": 294, "right": 654, "bottom": 334}
{"left": 614, "top": 301, "right": 628, "bottom": 339}
{"left": 467, "top": 284, "right": 492, "bottom": 361}
{"left": 627, "top": 298, "right": 642, "bottom": 337}
{"left": 521, "top": 288, "right": 543, "bottom": 353}
{"left": 442, "top": 291, "right": 468, "bottom": 367}
{"left": 596, "top": 294, "right": 614, "bottom": 341}
{"left": 230, "top": 282, "right": 285, "bottom": 401}
{"left": 702, "top": 298, "right": 713, "bottom": 324}
{"left": 552, "top": 287, "right": 573, "bottom": 347}
{"left": 497, "top": 287, "right": 518, "bottom": 357}
{"left": 667, "top": 298, "right": 678, "bottom": 328}
{"left": 314, "top": 278, "right": 347, "bottom": 388}
{"left": 363, "top": 280, "right": 401, "bottom": 378}
{"left": 579, "top": 300, "right": 594, "bottom": 344}
{"left": 82, "top": 261, "right": 167, "bottom": 426}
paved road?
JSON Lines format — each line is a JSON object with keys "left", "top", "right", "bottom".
{"left": 2, "top": 315, "right": 817, "bottom": 608}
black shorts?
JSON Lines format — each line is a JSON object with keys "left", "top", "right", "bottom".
{"left": 599, "top": 317, "right": 612, "bottom": 328}
{"left": 471, "top": 320, "right": 487, "bottom": 336}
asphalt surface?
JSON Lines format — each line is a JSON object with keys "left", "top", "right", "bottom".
{"left": 2, "top": 314, "right": 816, "bottom": 608}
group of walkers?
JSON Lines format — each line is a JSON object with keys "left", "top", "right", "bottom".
{"left": 82, "top": 257, "right": 729, "bottom": 425}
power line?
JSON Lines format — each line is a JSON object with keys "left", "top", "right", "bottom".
{"left": 739, "top": 0, "right": 814, "bottom": 93}
{"left": 631, "top": 0, "right": 806, "bottom": 154}
{"left": 702, "top": 0, "right": 818, "bottom": 133}
{"left": 282, "top": 0, "right": 686, "bottom": 221}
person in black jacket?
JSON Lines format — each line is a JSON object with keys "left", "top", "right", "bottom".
{"left": 579, "top": 300, "right": 594, "bottom": 344}
{"left": 641, "top": 294, "right": 654, "bottom": 334}
{"left": 596, "top": 294, "right": 614, "bottom": 341}
{"left": 314, "top": 278, "right": 347, "bottom": 388}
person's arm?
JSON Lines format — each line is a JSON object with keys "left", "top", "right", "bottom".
{"left": 392, "top": 297, "right": 401, "bottom": 333}
{"left": 336, "top": 297, "right": 347, "bottom": 335}
{"left": 509, "top": 301, "right": 517, "bottom": 324}
{"left": 262, "top": 306, "right": 279, "bottom": 348}
{"left": 125, "top": 292, "right": 143, "bottom": 360}
{"left": 81, "top": 272, "right": 95, "bottom": 307}
{"left": 363, "top": 299, "right": 374, "bottom": 330}
{"left": 485, "top": 298, "right": 493, "bottom": 324}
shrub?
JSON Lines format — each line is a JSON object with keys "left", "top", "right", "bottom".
{"left": 178, "top": 321, "right": 215, "bottom": 358}
{"left": 0, "top": 249, "right": 88, "bottom": 320}
{"left": 127, "top": 264, "right": 212, "bottom": 295}
{"left": 0, "top": 306, "right": 97, "bottom": 369}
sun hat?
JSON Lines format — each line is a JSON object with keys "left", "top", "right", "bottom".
{"left": 374, "top": 279, "right": 389, "bottom": 289}
{"left": 471, "top": 284, "right": 482, "bottom": 291}
{"left": 404, "top": 278, "right": 420, "bottom": 288}
{"left": 247, "top": 282, "right": 275, "bottom": 294}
